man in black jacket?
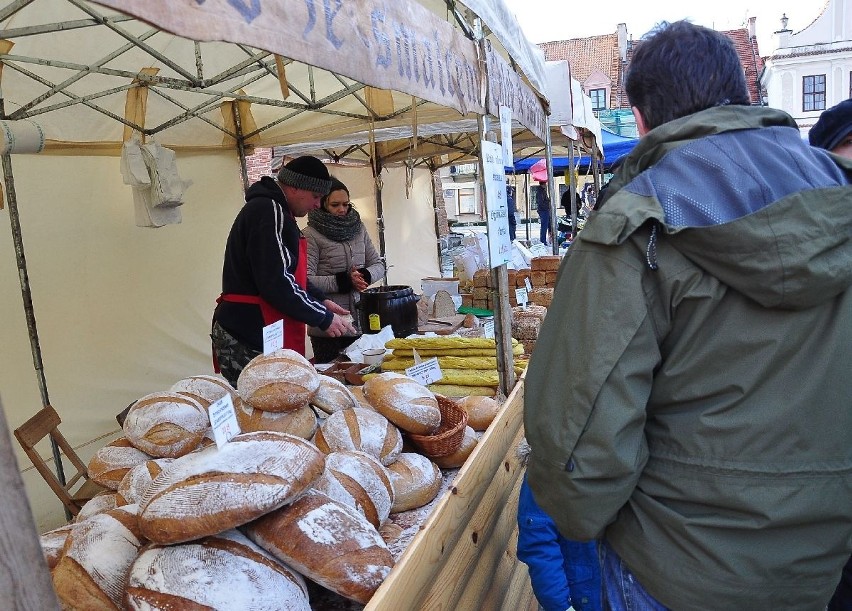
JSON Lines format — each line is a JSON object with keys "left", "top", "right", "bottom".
{"left": 212, "top": 155, "right": 354, "bottom": 385}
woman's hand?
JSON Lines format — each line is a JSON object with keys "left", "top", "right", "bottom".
{"left": 350, "top": 267, "right": 369, "bottom": 292}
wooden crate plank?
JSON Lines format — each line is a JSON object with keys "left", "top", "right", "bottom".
{"left": 366, "top": 381, "right": 526, "bottom": 609}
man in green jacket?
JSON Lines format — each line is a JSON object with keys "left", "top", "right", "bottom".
{"left": 524, "top": 20, "right": 852, "bottom": 610}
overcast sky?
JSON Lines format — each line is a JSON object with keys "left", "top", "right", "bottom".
{"left": 501, "top": 0, "right": 826, "bottom": 55}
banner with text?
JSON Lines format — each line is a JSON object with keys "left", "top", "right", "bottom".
{"left": 485, "top": 43, "right": 547, "bottom": 143}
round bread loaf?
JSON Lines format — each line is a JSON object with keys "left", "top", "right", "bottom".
{"left": 312, "top": 451, "right": 394, "bottom": 528}
{"left": 123, "top": 391, "right": 209, "bottom": 458}
{"left": 312, "top": 376, "right": 359, "bottom": 414}
{"left": 236, "top": 401, "right": 317, "bottom": 439}
{"left": 244, "top": 489, "right": 394, "bottom": 604}
{"left": 238, "top": 349, "right": 320, "bottom": 412}
{"left": 138, "top": 431, "right": 325, "bottom": 544}
{"left": 386, "top": 452, "right": 443, "bottom": 512}
{"left": 126, "top": 529, "right": 310, "bottom": 611}
{"left": 456, "top": 395, "right": 500, "bottom": 431}
{"left": 432, "top": 426, "right": 478, "bottom": 469}
{"left": 40, "top": 523, "right": 75, "bottom": 570}
{"left": 115, "top": 458, "right": 174, "bottom": 506}
{"left": 88, "top": 437, "right": 152, "bottom": 490}
{"left": 314, "top": 407, "right": 402, "bottom": 466}
{"left": 52, "top": 505, "right": 145, "bottom": 610}
{"left": 75, "top": 491, "right": 119, "bottom": 522}
{"left": 363, "top": 372, "right": 441, "bottom": 435}
{"left": 169, "top": 373, "right": 238, "bottom": 407}
{"left": 349, "top": 385, "right": 376, "bottom": 410}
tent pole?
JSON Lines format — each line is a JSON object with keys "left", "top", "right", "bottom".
{"left": 231, "top": 103, "right": 250, "bottom": 191}
{"left": 372, "top": 155, "right": 388, "bottom": 287}
{"left": 544, "top": 123, "right": 558, "bottom": 255}
{"left": 0, "top": 101, "right": 69, "bottom": 517}
{"left": 569, "top": 142, "right": 578, "bottom": 237}
{"left": 429, "top": 164, "right": 444, "bottom": 276}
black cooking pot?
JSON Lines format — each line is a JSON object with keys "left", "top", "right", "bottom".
{"left": 357, "top": 285, "right": 420, "bottom": 338}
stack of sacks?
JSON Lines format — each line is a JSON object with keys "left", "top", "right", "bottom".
{"left": 375, "top": 336, "right": 526, "bottom": 397}
{"left": 511, "top": 304, "right": 549, "bottom": 356}
{"left": 50, "top": 353, "right": 493, "bottom": 607}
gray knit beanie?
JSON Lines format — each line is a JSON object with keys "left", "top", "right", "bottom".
{"left": 277, "top": 155, "right": 333, "bottom": 194}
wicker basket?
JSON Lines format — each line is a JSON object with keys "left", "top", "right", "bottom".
{"left": 407, "top": 395, "right": 468, "bottom": 457}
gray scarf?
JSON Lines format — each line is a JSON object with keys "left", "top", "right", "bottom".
{"left": 307, "top": 206, "right": 361, "bottom": 242}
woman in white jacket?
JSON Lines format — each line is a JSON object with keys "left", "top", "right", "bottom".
{"left": 304, "top": 177, "right": 385, "bottom": 362}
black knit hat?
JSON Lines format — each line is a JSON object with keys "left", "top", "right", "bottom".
{"left": 277, "top": 156, "right": 333, "bottom": 194}
{"left": 809, "top": 99, "right": 852, "bottom": 151}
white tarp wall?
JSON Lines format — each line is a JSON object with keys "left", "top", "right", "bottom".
{"left": 0, "top": 152, "right": 436, "bottom": 531}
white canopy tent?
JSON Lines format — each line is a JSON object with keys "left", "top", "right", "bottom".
{"left": 0, "top": 0, "right": 559, "bottom": 530}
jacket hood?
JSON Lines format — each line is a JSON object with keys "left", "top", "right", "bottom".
{"left": 584, "top": 106, "right": 852, "bottom": 309}
{"left": 245, "top": 175, "right": 286, "bottom": 205}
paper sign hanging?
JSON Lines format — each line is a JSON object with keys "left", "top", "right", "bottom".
{"left": 406, "top": 357, "right": 443, "bottom": 386}
{"left": 208, "top": 394, "right": 241, "bottom": 449}
{"left": 483, "top": 318, "right": 495, "bottom": 339}
{"left": 499, "top": 105, "right": 513, "bottom": 168}
{"left": 481, "top": 140, "right": 512, "bottom": 268}
{"left": 262, "top": 319, "right": 284, "bottom": 354}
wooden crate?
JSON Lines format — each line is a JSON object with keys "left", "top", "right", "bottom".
{"left": 366, "top": 378, "right": 535, "bottom": 610}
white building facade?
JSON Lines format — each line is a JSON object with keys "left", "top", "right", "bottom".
{"left": 761, "top": 0, "right": 852, "bottom": 136}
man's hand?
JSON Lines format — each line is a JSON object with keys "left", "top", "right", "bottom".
{"left": 323, "top": 299, "right": 349, "bottom": 315}
{"left": 350, "top": 267, "right": 369, "bottom": 292}
{"left": 323, "top": 300, "right": 356, "bottom": 337}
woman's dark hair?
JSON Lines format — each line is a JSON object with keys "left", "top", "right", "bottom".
{"left": 625, "top": 20, "right": 751, "bottom": 131}
{"left": 321, "top": 177, "right": 349, "bottom": 210}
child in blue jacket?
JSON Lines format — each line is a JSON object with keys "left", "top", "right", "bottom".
{"left": 517, "top": 474, "right": 602, "bottom": 611}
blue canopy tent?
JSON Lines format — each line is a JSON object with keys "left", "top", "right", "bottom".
{"left": 513, "top": 128, "right": 639, "bottom": 173}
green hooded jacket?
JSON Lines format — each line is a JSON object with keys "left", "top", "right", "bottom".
{"left": 525, "top": 106, "right": 852, "bottom": 610}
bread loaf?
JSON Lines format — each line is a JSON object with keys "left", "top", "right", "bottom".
{"left": 349, "top": 385, "right": 376, "bottom": 410}
{"left": 123, "top": 391, "right": 209, "bottom": 458}
{"left": 314, "top": 407, "right": 402, "bottom": 466}
{"left": 312, "top": 450, "right": 394, "bottom": 528}
{"left": 363, "top": 372, "right": 440, "bottom": 435}
{"left": 126, "top": 529, "right": 310, "bottom": 611}
{"left": 244, "top": 489, "right": 394, "bottom": 604}
{"left": 52, "top": 505, "right": 145, "bottom": 610}
{"left": 169, "top": 373, "right": 238, "bottom": 407}
{"left": 432, "top": 425, "right": 478, "bottom": 468}
{"left": 236, "top": 401, "right": 317, "bottom": 439}
{"left": 456, "top": 395, "right": 500, "bottom": 431}
{"left": 75, "top": 491, "right": 119, "bottom": 522}
{"left": 386, "top": 452, "right": 443, "bottom": 512}
{"left": 88, "top": 437, "right": 152, "bottom": 490}
{"left": 115, "top": 458, "right": 174, "bottom": 506}
{"left": 238, "top": 348, "right": 320, "bottom": 412}
{"left": 39, "top": 523, "right": 74, "bottom": 570}
{"left": 312, "top": 375, "right": 359, "bottom": 414}
{"left": 138, "top": 431, "right": 325, "bottom": 544}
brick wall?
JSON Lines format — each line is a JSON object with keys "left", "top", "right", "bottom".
{"left": 433, "top": 171, "right": 450, "bottom": 238}
{"left": 246, "top": 147, "right": 273, "bottom": 184}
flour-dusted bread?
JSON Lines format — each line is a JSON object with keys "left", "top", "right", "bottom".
{"left": 52, "top": 505, "right": 145, "bottom": 610}
{"left": 363, "top": 372, "right": 441, "bottom": 435}
{"left": 115, "top": 458, "right": 174, "bottom": 506}
{"left": 312, "top": 375, "right": 359, "bottom": 414}
{"left": 123, "top": 391, "right": 209, "bottom": 458}
{"left": 386, "top": 452, "right": 443, "bottom": 512}
{"left": 125, "top": 529, "right": 310, "bottom": 611}
{"left": 236, "top": 401, "right": 317, "bottom": 439}
{"left": 238, "top": 348, "right": 320, "bottom": 412}
{"left": 312, "top": 450, "right": 394, "bottom": 528}
{"left": 40, "top": 523, "right": 75, "bottom": 570}
{"left": 138, "top": 431, "right": 325, "bottom": 544}
{"left": 169, "top": 373, "right": 238, "bottom": 407}
{"left": 456, "top": 395, "right": 500, "bottom": 431}
{"left": 349, "top": 385, "right": 376, "bottom": 410}
{"left": 75, "top": 491, "right": 119, "bottom": 522}
{"left": 88, "top": 437, "right": 152, "bottom": 490}
{"left": 244, "top": 489, "right": 394, "bottom": 604}
{"left": 314, "top": 407, "right": 402, "bottom": 466}
{"left": 432, "top": 426, "right": 478, "bottom": 469}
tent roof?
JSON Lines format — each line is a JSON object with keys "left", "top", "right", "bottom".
{"left": 513, "top": 127, "right": 638, "bottom": 173}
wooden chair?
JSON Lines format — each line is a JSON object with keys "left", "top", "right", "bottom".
{"left": 14, "top": 404, "right": 105, "bottom": 517}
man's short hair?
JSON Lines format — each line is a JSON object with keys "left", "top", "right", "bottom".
{"left": 625, "top": 21, "right": 751, "bottom": 131}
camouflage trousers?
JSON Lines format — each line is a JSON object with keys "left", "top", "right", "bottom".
{"left": 211, "top": 321, "right": 261, "bottom": 388}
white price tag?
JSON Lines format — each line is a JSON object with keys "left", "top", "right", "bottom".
{"left": 524, "top": 277, "right": 533, "bottom": 292}
{"left": 483, "top": 318, "right": 495, "bottom": 339}
{"left": 262, "top": 319, "right": 284, "bottom": 354}
{"left": 515, "top": 287, "right": 528, "bottom": 309}
{"left": 405, "top": 357, "right": 443, "bottom": 386}
{"left": 208, "top": 394, "right": 241, "bottom": 449}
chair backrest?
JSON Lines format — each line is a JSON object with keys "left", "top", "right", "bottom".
{"left": 14, "top": 405, "right": 98, "bottom": 516}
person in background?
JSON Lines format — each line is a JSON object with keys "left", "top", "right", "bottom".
{"left": 525, "top": 20, "right": 852, "bottom": 611}
{"left": 212, "top": 156, "right": 355, "bottom": 386}
{"left": 303, "top": 177, "right": 385, "bottom": 363}
{"left": 506, "top": 181, "right": 517, "bottom": 242}
{"left": 533, "top": 180, "right": 551, "bottom": 245}
{"left": 809, "top": 97, "right": 852, "bottom": 611}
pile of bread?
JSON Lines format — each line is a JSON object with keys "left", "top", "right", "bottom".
{"left": 42, "top": 349, "right": 501, "bottom": 610}
{"left": 376, "top": 336, "right": 527, "bottom": 397}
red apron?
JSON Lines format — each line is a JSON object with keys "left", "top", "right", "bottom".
{"left": 213, "top": 236, "right": 309, "bottom": 369}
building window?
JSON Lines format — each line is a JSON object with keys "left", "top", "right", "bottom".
{"left": 802, "top": 75, "right": 826, "bottom": 112}
{"left": 589, "top": 88, "right": 607, "bottom": 111}
{"left": 457, "top": 187, "right": 477, "bottom": 215}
